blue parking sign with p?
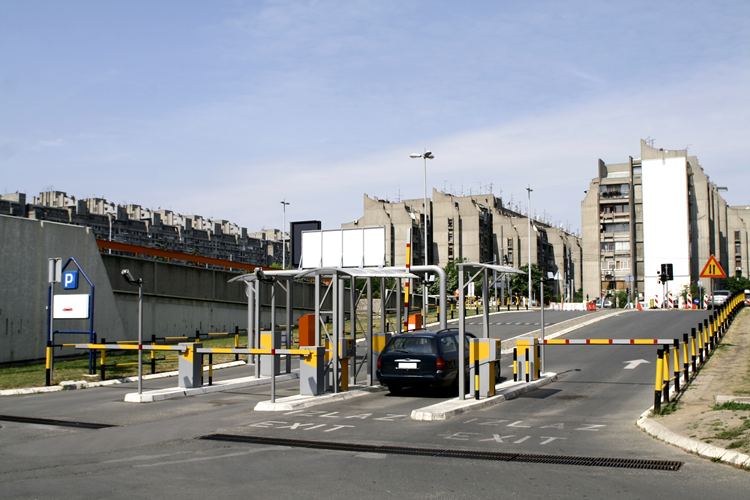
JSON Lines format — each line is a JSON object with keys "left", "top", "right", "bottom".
{"left": 63, "top": 271, "right": 79, "bottom": 290}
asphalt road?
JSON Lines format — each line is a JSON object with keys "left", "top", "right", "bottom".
{"left": 1, "top": 309, "right": 749, "bottom": 499}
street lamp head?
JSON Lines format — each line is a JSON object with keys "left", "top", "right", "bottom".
{"left": 424, "top": 153, "right": 434, "bottom": 159}
{"left": 410, "top": 154, "right": 421, "bottom": 158}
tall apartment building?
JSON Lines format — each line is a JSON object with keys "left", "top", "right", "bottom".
{"left": 581, "top": 140, "right": 745, "bottom": 302}
{"left": 345, "top": 192, "right": 582, "bottom": 300}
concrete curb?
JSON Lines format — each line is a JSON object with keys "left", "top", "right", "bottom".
{"left": 0, "top": 360, "right": 248, "bottom": 396}
{"left": 715, "top": 396, "right": 750, "bottom": 405}
{"left": 124, "top": 372, "right": 300, "bottom": 403}
{"left": 254, "top": 384, "right": 388, "bottom": 411}
{"left": 410, "top": 372, "right": 558, "bottom": 421}
{"left": 636, "top": 407, "right": 750, "bottom": 468}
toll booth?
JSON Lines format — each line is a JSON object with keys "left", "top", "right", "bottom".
{"left": 469, "top": 338, "right": 501, "bottom": 398}
{"left": 515, "top": 337, "right": 541, "bottom": 382}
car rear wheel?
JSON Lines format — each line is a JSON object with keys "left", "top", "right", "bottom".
{"left": 387, "top": 385, "right": 403, "bottom": 395}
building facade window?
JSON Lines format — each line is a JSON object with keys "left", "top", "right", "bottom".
{"left": 602, "top": 222, "right": 630, "bottom": 233}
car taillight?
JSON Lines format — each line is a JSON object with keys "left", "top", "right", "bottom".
{"left": 436, "top": 357, "right": 446, "bottom": 370}
{"left": 377, "top": 356, "right": 381, "bottom": 370}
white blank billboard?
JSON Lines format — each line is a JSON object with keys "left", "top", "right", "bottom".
{"left": 301, "top": 227, "right": 386, "bottom": 269}
{"left": 641, "top": 156, "right": 690, "bottom": 298}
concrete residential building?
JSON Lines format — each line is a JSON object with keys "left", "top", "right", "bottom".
{"left": 346, "top": 192, "right": 582, "bottom": 300}
{"left": 342, "top": 195, "right": 426, "bottom": 267}
{"left": 581, "top": 140, "right": 743, "bottom": 304}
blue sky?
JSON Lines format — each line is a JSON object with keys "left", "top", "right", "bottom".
{"left": 2, "top": 1, "right": 749, "bottom": 234}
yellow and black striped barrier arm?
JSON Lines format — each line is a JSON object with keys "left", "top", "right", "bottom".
{"left": 70, "top": 343, "right": 186, "bottom": 352}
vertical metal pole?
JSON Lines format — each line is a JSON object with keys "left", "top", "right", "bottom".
{"left": 423, "top": 151, "right": 429, "bottom": 320}
{"left": 458, "top": 266, "right": 466, "bottom": 400}
{"left": 527, "top": 185, "right": 533, "bottom": 308}
{"left": 349, "top": 276, "right": 356, "bottom": 387}
{"left": 255, "top": 280, "right": 261, "bottom": 379}
{"left": 315, "top": 275, "right": 321, "bottom": 347}
{"left": 367, "top": 277, "right": 373, "bottom": 386}
{"left": 138, "top": 282, "right": 143, "bottom": 395}
{"left": 247, "top": 282, "right": 255, "bottom": 365}
{"left": 271, "top": 281, "right": 277, "bottom": 376}
{"left": 47, "top": 284, "right": 54, "bottom": 385}
{"left": 540, "top": 280, "right": 545, "bottom": 374}
{"left": 286, "top": 277, "right": 292, "bottom": 374}
{"left": 396, "top": 278, "right": 402, "bottom": 333}
{"left": 332, "top": 273, "right": 339, "bottom": 393}
{"left": 482, "top": 269, "right": 490, "bottom": 339}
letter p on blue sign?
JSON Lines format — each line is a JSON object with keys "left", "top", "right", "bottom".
{"left": 63, "top": 271, "right": 79, "bottom": 290}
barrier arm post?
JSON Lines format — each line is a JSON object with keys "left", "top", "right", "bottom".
{"left": 691, "top": 327, "right": 697, "bottom": 372}
{"left": 673, "top": 339, "right": 680, "bottom": 393}
{"left": 662, "top": 346, "right": 670, "bottom": 404}
{"left": 654, "top": 349, "right": 663, "bottom": 414}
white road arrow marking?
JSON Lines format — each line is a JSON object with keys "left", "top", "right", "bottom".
{"left": 623, "top": 359, "right": 650, "bottom": 369}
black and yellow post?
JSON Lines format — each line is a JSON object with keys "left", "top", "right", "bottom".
{"left": 234, "top": 326, "right": 240, "bottom": 361}
{"left": 513, "top": 348, "right": 517, "bottom": 382}
{"left": 682, "top": 334, "right": 689, "bottom": 385}
{"left": 654, "top": 349, "right": 663, "bottom": 414}
{"left": 698, "top": 322, "right": 705, "bottom": 362}
{"left": 100, "top": 338, "right": 106, "bottom": 381}
{"left": 535, "top": 343, "right": 541, "bottom": 379}
{"left": 690, "top": 327, "right": 697, "bottom": 372}
{"left": 45, "top": 340, "right": 52, "bottom": 386}
{"left": 150, "top": 334, "right": 156, "bottom": 374}
{"left": 662, "top": 346, "right": 670, "bottom": 404}
{"left": 474, "top": 356, "right": 480, "bottom": 400}
{"left": 673, "top": 339, "right": 680, "bottom": 393}
{"left": 208, "top": 353, "right": 213, "bottom": 386}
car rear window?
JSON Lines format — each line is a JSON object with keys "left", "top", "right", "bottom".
{"left": 384, "top": 336, "right": 436, "bottom": 355}
{"left": 715, "top": 291, "right": 730, "bottom": 296}
{"left": 440, "top": 336, "right": 458, "bottom": 354}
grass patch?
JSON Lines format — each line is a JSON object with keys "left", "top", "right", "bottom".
{"left": 657, "top": 402, "right": 681, "bottom": 416}
{"left": 713, "top": 402, "right": 750, "bottom": 411}
{"left": 727, "top": 440, "right": 747, "bottom": 450}
{"left": 715, "top": 420, "right": 750, "bottom": 441}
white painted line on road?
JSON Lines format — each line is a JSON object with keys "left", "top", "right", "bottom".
{"left": 135, "top": 447, "right": 282, "bottom": 467}
{"left": 623, "top": 359, "right": 650, "bottom": 369}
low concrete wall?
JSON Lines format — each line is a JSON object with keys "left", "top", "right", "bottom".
{"left": 0, "top": 215, "right": 126, "bottom": 363}
{"left": 0, "top": 213, "right": 373, "bottom": 364}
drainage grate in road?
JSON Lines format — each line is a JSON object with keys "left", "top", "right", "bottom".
{"left": 199, "top": 434, "right": 682, "bottom": 471}
{"left": 0, "top": 414, "right": 118, "bottom": 430}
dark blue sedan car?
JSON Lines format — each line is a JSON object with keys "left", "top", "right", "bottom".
{"left": 377, "top": 329, "right": 497, "bottom": 394}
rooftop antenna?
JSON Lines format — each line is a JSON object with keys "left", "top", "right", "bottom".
{"left": 645, "top": 136, "right": 656, "bottom": 147}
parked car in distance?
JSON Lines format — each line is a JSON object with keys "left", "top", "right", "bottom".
{"left": 377, "top": 329, "right": 497, "bottom": 394}
{"left": 708, "top": 290, "right": 731, "bottom": 308}
{"left": 594, "top": 298, "right": 613, "bottom": 309}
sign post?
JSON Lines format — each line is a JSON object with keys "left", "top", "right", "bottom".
{"left": 625, "top": 273, "right": 634, "bottom": 308}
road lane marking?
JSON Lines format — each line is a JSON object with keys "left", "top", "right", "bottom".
{"left": 623, "top": 359, "right": 650, "bottom": 369}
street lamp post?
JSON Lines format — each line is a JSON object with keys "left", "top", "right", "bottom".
{"left": 410, "top": 149, "right": 434, "bottom": 318}
{"left": 121, "top": 269, "right": 143, "bottom": 395}
{"left": 526, "top": 186, "right": 533, "bottom": 309}
{"left": 280, "top": 200, "right": 290, "bottom": 269}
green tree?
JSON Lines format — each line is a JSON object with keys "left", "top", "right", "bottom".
{"left": 721, "top": 275, "right": 750, "bottom": 295}
{"left": 510, "top": 264, "right": 553, "bottom": 303}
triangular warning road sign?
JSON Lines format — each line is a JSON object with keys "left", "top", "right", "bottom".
{"left": 700, "top": 254, "right": 726, "bottom": 279}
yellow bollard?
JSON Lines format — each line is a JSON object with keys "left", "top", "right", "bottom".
{"left": 654, "top": 353, "right": 664, "bottom": 413}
